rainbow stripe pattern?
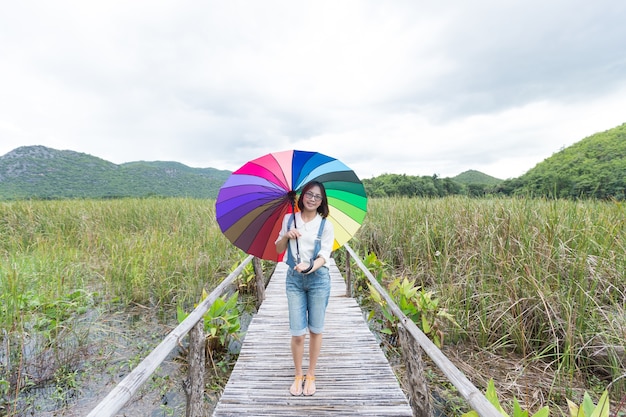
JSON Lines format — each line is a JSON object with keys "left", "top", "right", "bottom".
{"left": 215, "top": 150, "right": 367, "bottom": 261}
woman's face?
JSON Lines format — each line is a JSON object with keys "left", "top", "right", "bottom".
{"left": 302, "top": 185, "right": 323, "bottom": 210}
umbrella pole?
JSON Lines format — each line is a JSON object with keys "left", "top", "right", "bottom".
{"left": 292, "top": 212, "right": 301, "bottom": 264}
{"left": 289, "top": 193, "right": 301, "bottom": 264}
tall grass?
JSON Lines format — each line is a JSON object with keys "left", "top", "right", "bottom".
{"left": 1, "top": 198, "right": 244, "bottom": 413}
{"left": 353, "top": 196, "right": 625, "bottom": 394}
{"left": 0, "top": 198, "right": 240, "bottom": 329}
{"left": 1, "top": 196, "right": 623, "bottom": 409}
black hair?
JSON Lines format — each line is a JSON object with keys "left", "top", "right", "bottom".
{"left": 297, "top": 180, "right": 329, "bottom": 218}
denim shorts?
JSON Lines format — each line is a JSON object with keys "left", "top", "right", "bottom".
{"left": 285, "top": 266, "right": 331, "bottom": 336}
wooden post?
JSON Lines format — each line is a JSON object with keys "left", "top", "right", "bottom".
{"left": 86, "top": 255, "right": 255, "bottom": 417}
{"left": 186, "top": 321, "right": 207, "bottom": 417}
{"left": 253, "top": 257, "right": 265, "bottom": 309}
{"left": 343, "top": 244, "right": 500, "bottom": 416}
{"left": 399, "top": 324, "right": 432, "bottom": 417}
{"left": 345, "top": 250, "right": 352, "bottom": 297}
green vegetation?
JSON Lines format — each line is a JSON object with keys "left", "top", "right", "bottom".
{"left": 3, "top": 122, "right": 626, "bottom": 201}
{"left": 1, "top": 195, "right": 624, "bottom": 414}
{"left": 463, "top": 380, "right": 611, "bottom": 417}
{"left": 0, "top": 198, "right": 243, "bottom": 414}
{"left": 177, "top": 290, "right": 241, "bottom": 354}
{"left": 0, "top": 146, "right": 231, "bottom": 200}
{"left": 363, "top": 173, "right": 469, "bottom": 198}
{"left": 567, "top": 390, "right": 610, "bottom": 417}
{"left": 454, "top": 170, "right": 504, "bottom": 186}
{"left": 0, "top": 198, "right": 241, "bottom": 322}
{"left": 463, "top": 379, "right": 550, "bottom": 417}
{"left": 367, "top": 270, "right": 459, "bottom": 348}
{"left": 351, "top": 196, "right": 625, "bottom": 411}
{"left": 354, "top": 123, "right": 626, "bottom": 200}
{"left": 498, "top": 123, "right": 626, "bottom": 199}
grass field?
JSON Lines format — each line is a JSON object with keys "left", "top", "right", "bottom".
{"left": 352, "top": 197, "right": 625, "bottom": 409}
{"left": 1, "top": 197, "right": 624, "bottom": 414}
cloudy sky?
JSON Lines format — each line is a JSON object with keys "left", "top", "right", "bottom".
{"left": 1, "top": 1, "right": 625, "bottom": 180}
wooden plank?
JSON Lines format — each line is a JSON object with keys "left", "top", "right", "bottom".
{"left": 213, "top": 260, "right": 413, "bottom": 416}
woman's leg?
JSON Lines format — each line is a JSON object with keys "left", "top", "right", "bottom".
{"left": 290, "top": 335, "right": 305, "bottom": 395}
{"left": 286, "top": 270, "right": 308, "bottom": 395}
{"left": 307, "top": 332, "right": 322, "bottom": 374}
{"left": 291, "top": 335, "right": 305, "bottom": 372}
{"left": 304, "top": 332, "right": 322, "bottom": 395}
{"left": 303, "top": 268, "right": 330, "bottom": 396}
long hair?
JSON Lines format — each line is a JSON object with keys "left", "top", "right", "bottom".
{"left": 297, "top": 181, "right": 330, "bottom": 218}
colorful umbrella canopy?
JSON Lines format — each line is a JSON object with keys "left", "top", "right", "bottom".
{"left": 215, "top": 150, "right": 367, "bottom": 261}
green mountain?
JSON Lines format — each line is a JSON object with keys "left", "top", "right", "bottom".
{"left": 453, "top": 170, "right": 503, "bottom": 186}
{"left": 0, "top": 146, "right": 232, "bottom": 200}
{"left": 500, "top": 122, "right": 626, "bottom": 199}
{"left": 5, "top": 121, "right": 625, "bottom": 201}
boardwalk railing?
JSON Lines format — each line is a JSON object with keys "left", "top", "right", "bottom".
{"left": 212, "top": 258, "right": 414, "bottom": 416}
{"left": 86, "top": 255, "right": 257, "bottom": 417}
{"left": 87, "top": 246, "right": 502, "bottom": 417}
{"left": 343, "top": 244, "right": 501, "bottom": 417}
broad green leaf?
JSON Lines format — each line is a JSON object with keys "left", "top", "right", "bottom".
{"left": 368, "top": 284, "right": 383, "bottom": 304}
{"left": 531, "top": 406, "right": 550, "bottom": 417}
{"left": 422, "top": 314, "right": 431, "bottom": 333}
{"left": 176, "top": 305, "right": 188, "bottom": 324}
{"left": 512, "top": 399, "right": 528, "bottom": 417}
{"left": 589, "top": 391, "right": 609, "bottom": 417}
{"left": 485, "top": 379, "right": 509, "bottom": 417}
{"left": 581, "top": 392, "right": 595, "bottom": 417}
{"left": 566, "top": 399, "right": 579, "bottom": 417}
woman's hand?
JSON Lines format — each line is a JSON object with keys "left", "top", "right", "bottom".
{"left": 294, "top": 261, "right": 312, "bottom": 274}
{"left": 285, "top": 229, "right": 301, "bottom": 240}
{"left": 275, "top": 228, "right": 300, "bottom": 255}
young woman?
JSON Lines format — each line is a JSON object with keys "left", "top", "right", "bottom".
{"left": 275, "top": 180, "right": 335, "bottom": 396}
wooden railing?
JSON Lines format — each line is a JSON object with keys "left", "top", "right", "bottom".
{"left": 86, "top": 255, "right": 259, "bottom": 417}
{"left": 87, "top": 246, "right": 501, "bottom": 417}
{"left": 343, "top": 243, "right": 501, "bottom": 417}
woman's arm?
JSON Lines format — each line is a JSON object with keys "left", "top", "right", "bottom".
{"left": 275, "top": 214, "right": 301, "bottom": 254}
{"left": 302, "top": 220, "right": 334, "bottom": 274}
{"left": 276, "top": 231, "right": 300, "bottom": 254}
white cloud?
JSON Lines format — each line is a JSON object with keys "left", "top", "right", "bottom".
{"left": 1, "top": 0, "right": 625, "bottom": 180}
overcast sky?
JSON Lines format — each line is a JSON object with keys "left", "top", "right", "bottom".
{"left": 1, "top": 1, "right": 625, "bottom": 180}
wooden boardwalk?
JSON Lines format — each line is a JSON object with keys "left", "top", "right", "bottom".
{"left": 213, "top": 260, "right": 413, "bottom": 416}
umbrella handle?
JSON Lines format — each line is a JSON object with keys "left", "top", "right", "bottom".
{"left": 301, "top": 259, "right": 314, "bottom": 274}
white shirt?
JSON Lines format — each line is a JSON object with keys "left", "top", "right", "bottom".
{"left": 276, "top": 212, "right": 335, "bottom": 265}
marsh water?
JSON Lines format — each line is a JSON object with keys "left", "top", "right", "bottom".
{"left": 2, "top": 304, "right": 236, "bottom": 417}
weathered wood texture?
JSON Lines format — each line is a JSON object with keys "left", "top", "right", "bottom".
{"left": 344, "top": 245, "right": 501, "bottom": 417}
{"left": 213, "top": 260, "right": 413, "bottom": 416}
{"left": 187, "top": 321, "right": 208, "bottom": 417}
{"left": 399, "top": 324, "right": 432, "bottom": 417}
{"left": 253, "top": 257, "right": 265, "bottom": 309}
{"left": 86, "top": 256, "right": 255, "bottom": 417}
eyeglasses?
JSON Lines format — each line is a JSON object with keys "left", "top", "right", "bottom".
{"left": 304, "top": 191, "right": 323, "bottom": 201}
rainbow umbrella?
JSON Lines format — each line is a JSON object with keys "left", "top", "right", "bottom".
{"left": 215, "top": 150, "right": 367, "bottom": 261}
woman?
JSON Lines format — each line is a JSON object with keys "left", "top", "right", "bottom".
{"left": 275, "top": 180, "right": 335, "bottom": 396}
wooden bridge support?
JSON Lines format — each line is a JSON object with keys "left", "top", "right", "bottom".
{"left": 399, "top": 324, "right": 432, "bottom": 417}
{"left": 252, "top": 257, "right": 265, "bottom": 309}
{"left": 185, "top": 257, "right": 266, "bottom": 415}
{"left": 185, "top": 321, "right": 208, "bottom": 417}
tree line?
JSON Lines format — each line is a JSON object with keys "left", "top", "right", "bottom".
{"left": 363, "top": 171, "right": 625, "bottom": 200}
